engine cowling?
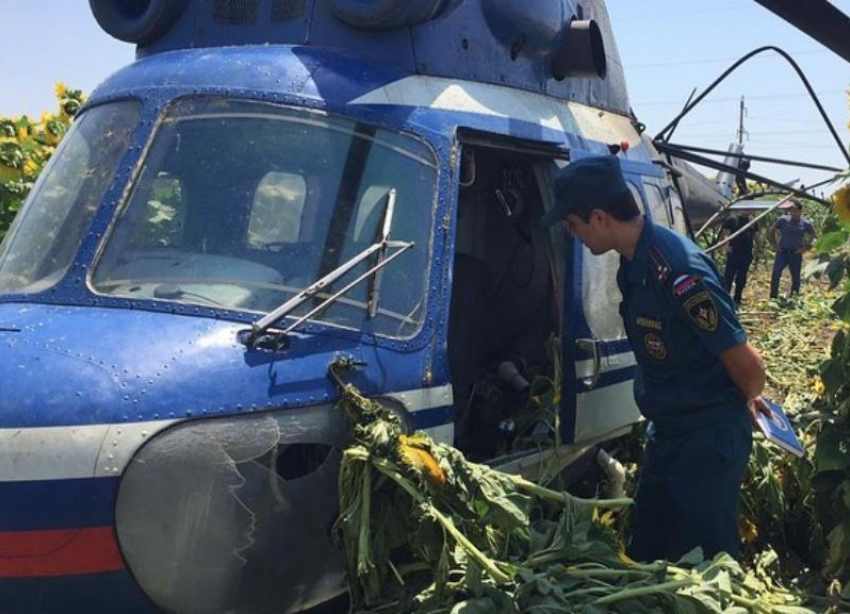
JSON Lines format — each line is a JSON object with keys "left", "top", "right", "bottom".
{"left": 329, "top": 0, "right": 448, "bottom": 30}
{"left": 89, "top": 0, "right": 188, "bottom": 44}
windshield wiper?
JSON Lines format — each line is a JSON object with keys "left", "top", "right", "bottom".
{"left": 241, "top": 189, "right": 413, "bottom": 348}
{"left": 367, "top": 188, "right": 396, "bottom": 319}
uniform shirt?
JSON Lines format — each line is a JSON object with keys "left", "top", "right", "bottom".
{"left": 722, "top": 215, "right": 758, "bottom": 258}
{"left": 773, "top": 215, "right": 815, "bottom": 251}
{"left": 616, "top": 220, "right": 748, "bottom": 425}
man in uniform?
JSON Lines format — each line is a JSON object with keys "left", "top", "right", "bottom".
{"left": 541, "top": 155, "right": 768, "bottom": 562}
{"left": 769, "top": 201, "right": 816, "bottom": 299}
{"left": 718, "top": 211, "right": 759, "bottom": 306}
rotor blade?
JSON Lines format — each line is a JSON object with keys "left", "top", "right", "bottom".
{"left": 753, "top": 0, "right": 850, "bottom": 63}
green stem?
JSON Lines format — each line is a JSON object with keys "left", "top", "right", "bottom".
{"left": 387, "top": 558, "right": 404, "bottom": 586}
{"left": 593, "top": 579, "right": 695, "bottom": 605}
{"left": 729, "top": 593, "right": 771, "bottom": 614}
{"left": 510, "top": 475, "right": 633, "bottom": 509}
{"left": 396, "top": 562, "right": 432, "bottom": 576}
{"left": 370, "top": 458, "right": 513, "bottom": 584}
{"left": 357, "top": 465, "right": 373, "bottom": 577}
{"left": 559, "top": 568, "right": 652, "bottom": 580}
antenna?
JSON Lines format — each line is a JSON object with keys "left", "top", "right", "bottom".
{"left": 737, "top": 96, "right": 749, "bottom": 145}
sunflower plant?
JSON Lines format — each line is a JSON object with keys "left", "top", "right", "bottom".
{"left": 0, "top": 83, "right": 85, "bottom": 239}
{"left": 791, "top": 163, "right": 850, "bottom": 598}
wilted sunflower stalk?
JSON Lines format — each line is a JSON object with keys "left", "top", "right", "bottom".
{"left": 330, "top": 358, "right": 824, "bottom": 614}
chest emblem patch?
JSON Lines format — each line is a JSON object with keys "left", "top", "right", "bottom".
{"left": 644, "top": 333, "right": 668, "bottom": 360}
{"left": 683, "top": 291, "right": 719, "bottom": 332}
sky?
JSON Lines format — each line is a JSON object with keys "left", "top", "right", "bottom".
{"left": 1, "top": 0, "right": 849, "bottom": 192}
{"left": 607, "top": 0, "right": 850, "bottom": 195}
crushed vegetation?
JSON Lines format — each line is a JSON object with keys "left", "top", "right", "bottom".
{"left": 330, "top": 359, "right": 831, "bottom": 614}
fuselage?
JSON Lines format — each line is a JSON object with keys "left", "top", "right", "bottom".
{"left": 0, "top": 1, "right": 691, "bottom": 612}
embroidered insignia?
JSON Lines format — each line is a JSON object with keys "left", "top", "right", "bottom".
{"left": 683, "top": 291, "right": 719, "bottom": 332}
{"left": 672, "top": 274, "right": 700, "bottom": 297}
{"left": 649, "top": 246, "right": 671, "bottom": 283}
{"left": 636, "top": 316, "right": 663, "bottom": 331}
{"left": 644, "top": 332, "right": 668, "bottom": 360}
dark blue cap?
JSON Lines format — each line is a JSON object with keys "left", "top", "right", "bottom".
{"left": 540, "top": 155, "right": 632, "bottom": 226}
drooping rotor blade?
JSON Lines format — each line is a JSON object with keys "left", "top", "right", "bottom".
{"left": 753, "top": 0, "right": 850, "bottom": 63}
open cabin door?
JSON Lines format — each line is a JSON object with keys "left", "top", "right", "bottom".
{"left": 446, "top": 135, "right": 565, "bottom": 462}
{"left": 550, "top": 154, "right": 642, "bottom": 446}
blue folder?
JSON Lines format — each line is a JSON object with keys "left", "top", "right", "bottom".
{"left": 756, "top": 398, "right": 805, "bottom": 458}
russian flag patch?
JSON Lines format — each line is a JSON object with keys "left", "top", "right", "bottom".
{"left": 672, "top": 274, "right": 700, "bottom": 297}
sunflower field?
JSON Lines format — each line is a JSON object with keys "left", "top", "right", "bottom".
{"left": 0, "top": 83, "right": 85, "bottom": 240}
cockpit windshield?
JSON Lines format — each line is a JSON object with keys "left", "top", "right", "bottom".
{"left": 90, "top": 99, "right": 437, "bottom": 338}
{"left": 0, "top": 101, "right": 141, "bottom": 294}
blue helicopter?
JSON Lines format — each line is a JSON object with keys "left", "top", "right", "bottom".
{"left": 2, "top": 1, "right": 843, "bottom": 613}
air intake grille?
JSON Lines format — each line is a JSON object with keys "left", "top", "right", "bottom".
{"left": 272, "top": 0, "right": 307, "bottom": 22}
{"left": 213, "top": 0, "right": 260, "bottom": 25}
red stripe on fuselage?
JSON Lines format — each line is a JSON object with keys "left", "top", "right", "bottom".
{"left": 0, "top": 527, "right": 125, "bottom": 577}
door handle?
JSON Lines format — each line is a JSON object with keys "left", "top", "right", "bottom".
{"left": 576, "top": 338, "right": 601, "bottom": 390}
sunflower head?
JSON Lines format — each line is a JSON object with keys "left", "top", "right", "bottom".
{"left": 397, "top": 434, "right": 446, "bottom": 489}
{"left": 23, "top": 158, "right": 39, "bottom": 177}
{"left": 834, "top": 184, "right": 850, "bottom": 223}
{"left": 54, "top": 82, "right": 68, "bottom": 100}
{"left": 739, "top": 515, "right": 759, "bottom": 545}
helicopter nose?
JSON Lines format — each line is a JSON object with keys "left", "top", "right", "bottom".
{"left": 114, "top": 407, "right": 348, "bottom": 613}
{"left": 0, "top": 344, "right": 123, "bottom": 574}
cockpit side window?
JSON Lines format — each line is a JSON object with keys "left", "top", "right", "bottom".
{"left": 0, "top": 101, "right": 141, "bottom": 294}
{"left": 626, "top": 181, "right": 650, "bottom": 218}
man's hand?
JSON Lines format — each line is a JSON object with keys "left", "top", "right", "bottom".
{"left": 748, "top": 396, "right": 773, "bottom": 428}
{"left": 720, "top": 342, "right": 766, "bottom": 405}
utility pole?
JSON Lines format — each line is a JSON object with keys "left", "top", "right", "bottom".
{"left": 737, "top": 96, "right": 748, "bottom": 145}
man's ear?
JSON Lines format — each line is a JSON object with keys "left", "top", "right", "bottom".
{"left": 590, "top": 209, "right": 609, "bottom": 227}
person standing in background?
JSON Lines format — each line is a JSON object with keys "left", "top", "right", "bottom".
{"left": 719, "top": 211, "right": 759, "bottom": 306}
{"left": 769, "top": 202, "right": 815, "bottom": 300}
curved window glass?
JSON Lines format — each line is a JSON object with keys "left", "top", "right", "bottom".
{"left": 0, "top": 102, "right": 141, "bottom": 294}
{"left": 92, "top": 99, "right": 438, "bottom": 338}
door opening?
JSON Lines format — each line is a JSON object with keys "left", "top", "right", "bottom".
{"left": 447, "top": 146, "right": 559, "bottom": 461}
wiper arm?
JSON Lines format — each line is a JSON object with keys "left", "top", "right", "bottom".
{"left": 367, "top": 188, "right": 396, "bottom": 319}
{"left": 242, "top": 237, "right": 414, "bottom": 348}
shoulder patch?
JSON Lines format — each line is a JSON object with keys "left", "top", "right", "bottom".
{"left": 683, "top": 291, "right": 719, "bottom": 332}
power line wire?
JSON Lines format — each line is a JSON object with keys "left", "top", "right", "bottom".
{"left": 635, "top": 89, "right": 846, "bottom": 106}
{"left": 626, "top": 49, "right": 828, "bottom": 70}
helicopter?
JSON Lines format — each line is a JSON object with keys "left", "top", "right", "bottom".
{"left": 0, "top": 1, "right": 845, "bottom": 613}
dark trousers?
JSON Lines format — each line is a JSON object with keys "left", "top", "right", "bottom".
{"left": 770, "top": 249, "right": 802, "bottom": 298}
{"left": 627, "top": 416, "right": 752, "bottom": 562}
{"left": 723, "top": 252, "right": 752, "bottom": 303}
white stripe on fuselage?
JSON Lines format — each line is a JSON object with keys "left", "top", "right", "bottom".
{"left": 348, "top": 75, "right": 641, "bottom": 147}
{"left": 574, "top": 351, "right": 636, "bottom": 380}
{"left": 0, "top": 385, "right": 454, "bottom": 482}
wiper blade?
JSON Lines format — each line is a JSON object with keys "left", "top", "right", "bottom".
{"left": 243, "top": 238, "right": 414, "bottom": 347}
